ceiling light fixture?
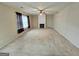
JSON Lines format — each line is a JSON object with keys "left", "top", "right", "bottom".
{"left": 40, "top": 10, "right": 43, "bottom": 15}
{"left": 40, "top": 13, "right": 42, "bottom": 15}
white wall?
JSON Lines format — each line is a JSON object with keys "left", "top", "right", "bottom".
{"left": 53, "top": 3, "right": 79, "bottom": 48}
{"left": 46, "top": 15, "right": 54, "bottom": 28}
{"left": 30, "top": 15, "right": 38, "bottom": 28}
{"left": 30, "top": 14, "right": 47, "bottom": 28}
{"left": 0, "top": 4, "right": 17, "bottom": 48}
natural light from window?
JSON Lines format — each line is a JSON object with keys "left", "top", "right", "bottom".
{"left": 22, "top": 15, "right": 28, "bottom": 28}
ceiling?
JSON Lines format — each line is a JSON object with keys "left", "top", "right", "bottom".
{"left": 2, "top": 2, "right": 72, "bottom": 15}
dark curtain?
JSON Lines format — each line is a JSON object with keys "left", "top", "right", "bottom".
{"left": 16, "top": 12, "right": 24, "bottom": 33}
{"left": 27, "top": 16, "right": 30, "bottom": 28}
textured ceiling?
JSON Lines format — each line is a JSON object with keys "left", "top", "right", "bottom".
{"left": 2, "top": 2, "right": 71, "bottom": 15}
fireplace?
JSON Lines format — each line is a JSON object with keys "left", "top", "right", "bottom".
{"left": 40, "top": 24, "right": 44, "bottom": 28}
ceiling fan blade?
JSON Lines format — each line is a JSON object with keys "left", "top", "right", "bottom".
{"left": 42, "top": 5, "right": 55, "bottom": 11}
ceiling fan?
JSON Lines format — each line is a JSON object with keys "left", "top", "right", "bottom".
{"left": 20, "top": 3, "right": 71, "bottom": 15}
{"left": 30, "top": 5, "right": 53, "bottom": 15}
{"left": 39, "top": 10, "right": 44, "bottom": 15}
{"left": 20, "top": 3, "right": 54, "bottom": 15}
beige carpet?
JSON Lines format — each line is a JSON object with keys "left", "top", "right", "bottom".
{"left": 0, "top": 28, "right": 79, "bottom": 56}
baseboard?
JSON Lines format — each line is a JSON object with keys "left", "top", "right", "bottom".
{"left": 52, "top": 28, "right": 79, "bottom": 48}
{"left": 0, "top": 29, "right": 31, "bottom": 50}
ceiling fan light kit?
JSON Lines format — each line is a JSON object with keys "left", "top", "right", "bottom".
{"left": 40, "top": 13, "right": 42, "bottom": 15}
{"left": 39, "top": 10, "right": 43, "bottom": 15}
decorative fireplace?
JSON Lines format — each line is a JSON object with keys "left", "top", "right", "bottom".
{"left": 40, "top": 24, "right": 44, "bottom": 28}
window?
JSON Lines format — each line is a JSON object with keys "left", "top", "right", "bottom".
{"left": 22, "top": 15, "right": 28, "bottom": 29}
{"left": 16, "top": 12, "right": 30, "bottom": 34}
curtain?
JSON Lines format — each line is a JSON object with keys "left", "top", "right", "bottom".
{"left": 16, "top": 12, "right": 24, "bottom": 33}
{"left": 27, "top": 16, "right": 30, "bottom": 28}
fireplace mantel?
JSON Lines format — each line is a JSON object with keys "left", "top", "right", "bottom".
{"left": 38, "top": 14, "right": 46, "bottom": 28}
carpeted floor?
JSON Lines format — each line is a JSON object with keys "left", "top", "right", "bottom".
{"left": 0, "top": 28, "right": 79, "bottom": 56}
